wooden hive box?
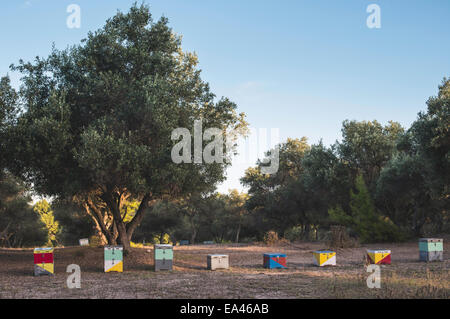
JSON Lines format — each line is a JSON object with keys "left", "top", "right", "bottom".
{"left": 207, "top": 254, "right": 229, "bottom": 270}
{"left": 179, "top": 240, "right": 189, "bottom": 246}
{"left": 104, "top": 245, "right": 123, "bottom": 272}
{"left": 367, "top": 249, "right": 391, "bottom": 265}
{"left": 34, "top": 247, "right": 54, "bottom": 276}
{"left": 419, "top": 238, "right": 443, "bottom": 262}
{"left": 263, "top": 253, "right": 287, "bottom": 269}
{"left": 313, "top": 250, "right": 336, "bottom": 267}
{"left": 154, "top": 244, "right": 173, "bottom": 271}
{"left": 79, "top": 238, "right": 89, "bottom": 246}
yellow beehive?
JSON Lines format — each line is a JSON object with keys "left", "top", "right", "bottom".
{"left": 313, "top": 250, "right": 336, "bottom": 266}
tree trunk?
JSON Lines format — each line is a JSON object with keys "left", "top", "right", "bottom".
{"left": 84, "top": 201, "right": 115, "bottom": 245}
{"left": 112, "top": 221, "right": 119, "bottom": 242}
{"left": 112, "top": 216, "right": 130, "bottom": 250}
{"left": 103, "top": 192, "right": 130, "bottom": 251}
{"left": 413, "top": 206, "right": 424, "bottom": 237}
{"left": 235, "top": 222, "right": 241, "bottom": 243}
{"left": 190, "top": 228, "right": 197, "bottom": 245}
{"left": 126, "top": 194, "right": 151, "bottom": 241}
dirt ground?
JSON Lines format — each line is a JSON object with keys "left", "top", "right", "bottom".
{"left": 0, "top": 241, "right": 448, "bottom": 299}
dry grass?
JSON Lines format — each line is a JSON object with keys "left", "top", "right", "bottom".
{"left": 0, "top": 241, "right": 448, "bottom": 299}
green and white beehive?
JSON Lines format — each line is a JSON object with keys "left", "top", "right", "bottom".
{"left": 104, "top": 245, "right": 123, "bottom": 272}
{"left": 154, "top": 244, "right": 173, "bottom": 271}
{"left": 419, "top": 238, "right": 443, "bottom": 262}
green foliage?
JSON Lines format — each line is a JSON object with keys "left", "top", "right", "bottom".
{"left": 375, "top": 78, "right": 450, "bottom": 236}
{"left": 133, "top": 200, "right": 183, "bottom": 243}
{"left": 132, "top": 189, "right": 251, "bottom": 245}
{"left": 33, "top": 199, "right": 60, "bottom": 246}
{"left": 0, "top": 172, "right": 47, "bottom": 247}
{"left": 52, "top": 199, "right": 96, "bottom": 246}
{"left": 121, "top": 200, "right": 140, "bottom": 223}
{"left": 407, "top": 78, "right": 449, "bottom": 199}
{"left": 376, "top": 154, "right": 433, "bottom": 236}
{"left": 151, "top": 234, "right": 171, "bottom": 245}
{"left": 283, "top": 226, "right": 304, "bottom": 242}
{"left": 0, "top": 1, "right": 447, "bottom": 245}
{"left": 3, "top": 4, "right": 247, "bottom": 249}
{"left": 337, "top": 120, "right": 404, "bottom": 187}
{"left": 329, "top": 175, "right": 404, "bottom": 243}
{"left": 241, "top": 138, "right": 314, "bottom": 237}
{"left": 242, "top": 80, "right": 448, "bottom": 241}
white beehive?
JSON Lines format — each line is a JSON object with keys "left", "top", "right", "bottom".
{"left": 207, "top": 254, "right": 229, "bottom": 270}
{"left": 79, "top": 238, "right": 89, "bottom": 246}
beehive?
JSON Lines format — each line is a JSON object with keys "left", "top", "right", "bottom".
{"left": 154, "top": 244, "right": 173, "bottom": 271}
{"left": 367, "top": 249, "right": 391, "bottom": 265}
{"left": 313, "top": 250, "right": 336, "bottom": 267}
{"left": 263, "top": 253, "right": 287, "bottom": 269}
{"left": 34, "top": 247, "right": 54, "bottom": 276}
{"left": 207, "top": 254, "right": 229, "bottom": 270}
{"left": 104, "top": 245, "right": 123, "bottom": 272}
{"left": 79, "top": 238, "right": 89, "bottom": 246}
{"left": 419, "top": 238, "right": 443, "bottom": 262}
{"left": 179, "top": 240, "right": 189, "bottom": 246}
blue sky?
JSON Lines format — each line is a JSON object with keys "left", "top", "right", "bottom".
{"left": 1, "top": 0, "right": 449, "bottom": 193}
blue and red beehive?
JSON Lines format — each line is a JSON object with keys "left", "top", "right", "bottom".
{"left": 263, "top": 253, "right": 287, "bottom": 269}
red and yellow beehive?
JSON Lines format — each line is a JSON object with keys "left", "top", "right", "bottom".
{"left": 366, "top": 249, "right": 391, "bottom": 265}
{"left": 34, "top": 247, "right": 54, "bottom": 276}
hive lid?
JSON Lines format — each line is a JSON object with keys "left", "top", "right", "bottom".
{"left": 314, "top": 250, "right": 335, "bottom": 254}
{"left": 367, "top": 249, "right": 391, "bottom": 253}
{"left": 419, "top": 238, "right": 443, "bottom": 242}
{"left": 208, "top": 254, "right": 228, "bottom": 257}
{"left": 34, "top": 247, "right": 53, "bottom": 253}
{"left": 263, "top": 253, "right": 286, "bottom": 257}
{"left": 104, "top": 245, "right": 123, "bottom": 249}
{"left": 155, "top": 244, "right": 173, "bottom": 248}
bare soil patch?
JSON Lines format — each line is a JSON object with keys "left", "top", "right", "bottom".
{"left": 0, "top": 241, "right": 448, "bottom": 298}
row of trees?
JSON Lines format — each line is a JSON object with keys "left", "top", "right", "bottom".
{"left": 0, "top": 76, "right": 448, "bottom": 247}
{"left": 0, "top": 4, "right": 448, "bottom": 248}
{"left": 31, "top": 190, "right": 249, "bottom": 246}
{"left": 242, "top": 79, "right": 449, "bottom": 242}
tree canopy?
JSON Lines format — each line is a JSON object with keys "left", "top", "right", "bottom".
{"left": 3, "top": 4, "right": 247, "bottom": 250}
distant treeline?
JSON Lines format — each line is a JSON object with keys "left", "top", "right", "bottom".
{"left": 1, "top": 79, "right": 448, "bottom": 247}
{"left": 0, "top": 5, "right": 448, "bottom": 248}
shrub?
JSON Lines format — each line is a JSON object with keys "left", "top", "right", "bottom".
{"left": 263, "top": 231, "right": 289, "bottom": 246}
{"left": 88, "top": 235, "right": 103, "bottom": 247}
{"left": 329, "top": 175, "right": 405, "bottom": 243}
{"left": 326, "top": 225, "right": 359, "bottom": 248}
{"left": 130, "top": 241, "right": 144, "bottom": 248}
{"left": 284, "top": 226, "right": 303, "bottom": 242}
{"left": 152, "top": 233, "right": 172, "bottom": 244}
